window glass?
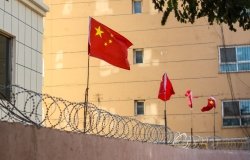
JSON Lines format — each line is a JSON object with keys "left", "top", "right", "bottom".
{"left": 135, "top": 100, "right": 144, "bottom": 115}
{"left": 0, "top": 34, "right": 11, "bottom": 100}
{"left": 237, "top": 46, "right": 250, "bottom": 61}
{"left": 223, "top": 101, "right": 240, "bottom": 116}
{"left": 241, "top": 118, "right": 250, "bottom": 126}
{"left": 220, "top": 48, "right": 236, "bottom": 63}
{"left": 136, "top": 51, "right": 143, "bottom": 63}
{"left": 133, "top": 49, "right": 143, "bottom": 64}
{"left": 223, "top": 118, "right": 240, "bottom": 126}
{"left": 238, "top": 63, "right": 250, "bottom": 71}
{"left": 240, "top": 100, "right": 250, "bottom": 115}
{"left": 220, "top": 64, "right": 237, "bottom": 72}
{"left": 133, "top": 0, "right": 142, "bottom": 14}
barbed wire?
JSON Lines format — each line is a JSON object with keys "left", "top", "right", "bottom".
{"left": 0, "top": 85, "right": 249, "bottom": 150}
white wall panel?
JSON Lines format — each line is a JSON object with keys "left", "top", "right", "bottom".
{"left": 0, "top": 9, "right": 3, "bottom": 29}
{"left": 25, "top": 6, "right": 32, "bottom": 26}
{"left": 31, "top": 50, "right": 37, "bottom": 70}
{"left": 32, "top": 28, "right": 38, "bottom": 49}
{"left": 37, "top": 32, "right": 42, "bottom": 52}
{"left": 4, "top": 0, "right": 11, "bottom": 14}
{"left": 11, "top": 17, "right": 19, "bottom": 40}
{"left": 12, "top": 0, "right": 19, "bottom": 18}
{"left": 4, "top": 13, "right": 11, "bottom": 33}
{"left": 24, "top": 68, "right": 31, "bottom": 89}
{"left": 18, "top": 21, "right": 25, "bottom": 43}
{"left": 31, "top": 71, "right": 36, "bottom": 92}
{"left": 17, "top": 65, "right": 25, "bottom": 88}
{"left": 36, "top": 53, "right": 43, "bottom": 73}
{"left": 0, "top": 0, "right": 4, "bottom": 10}
{"left": 32, "top": 11, "right": 38, "bottom": 29}
{"left": 37, "top": 15, "right": 43, "bottom": 32}
{"left": 17, "top": 42, "right": 25, "bottom": 65}
{"left": 18, "top": 2, "right": 25, "bottom": 22}
{"left": 25, "top": 25, "right": 31, "bottom": 47}
{"left": 25, "top": 46, "right": 32, "bottom": 68}
{"left": 37, "top": 74, "right": 42, "bottom": 93}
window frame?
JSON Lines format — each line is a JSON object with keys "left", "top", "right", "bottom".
{"left": 134, "top": 100, "right": 145, "bottom": 116}
{"left": 132, "top": 0, "right": 142, "bottom": 14}
{"left": 219, "top": 45, "right": 250, "bottom": 73}
{"left": 222, "top": 99, "right": 250, "bottom": 127}
{"left": 0, "top": 32, "right": 12, "bottom": 101}
{"left": 133, "top": 48, "right": 144, "bottom": 64}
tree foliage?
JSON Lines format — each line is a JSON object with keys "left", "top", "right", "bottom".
{"left": 152, "top": 0, "right": 250, "bottom": 31}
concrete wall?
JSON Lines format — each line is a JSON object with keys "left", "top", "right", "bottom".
{"left": 0, "top": 121, "right": 249, "bottom": 160}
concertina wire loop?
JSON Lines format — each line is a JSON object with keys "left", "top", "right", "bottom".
{"left": 0, "top": 85, "right": 249, "bottom": 150}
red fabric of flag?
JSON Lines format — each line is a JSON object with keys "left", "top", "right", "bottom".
{"left": 88, "top": 17, "right": 133, "bottom": 70}
{"left": 158, "top": 73, "right": 175, "bottom": 101}
{"left": 201, "top": 97, "right": 216, "bottom": 112}
{"left": 185, "top": 90, "right": 193, "bottom": 108}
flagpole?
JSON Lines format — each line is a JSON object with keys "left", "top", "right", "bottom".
{"left": 213, "top": 106, "right": 216, "bottom": 149}
{"left": 83, "top": 54, "right": 90, "bottom": 133}
{"left": 190, "top": 108, "right": 193, "bottom": 148}
{"left": 164, "top": 101, "right": 168, "bottom": 144}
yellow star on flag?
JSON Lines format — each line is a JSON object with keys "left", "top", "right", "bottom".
{"left": 209, "top": 100, "right": 214, "bottom": 105}
{"left": 95, "top": 26, "right": 104, "bottom": 38}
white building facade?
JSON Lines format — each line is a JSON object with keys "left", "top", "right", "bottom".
{"left": 0, "top": 0, "right": 48, "bottom": 119}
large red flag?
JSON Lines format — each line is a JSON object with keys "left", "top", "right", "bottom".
{"left": 88, "top": 17, "right": 133, "bottom": 70}
{"left": 201, "top": 97, "right": 216, "bottom": 112}
{"left": 158, "top": 73, "right": 175, "bottom": 101}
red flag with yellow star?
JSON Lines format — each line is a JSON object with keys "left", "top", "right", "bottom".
{"left": 88, "top": 17, "right": 133, "bottom": 70}
{"left": 201, "top": 97, "right": 216, "bottom": 112}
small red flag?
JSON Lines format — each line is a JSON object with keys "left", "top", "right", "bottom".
{"left": 88, "top": 17, "right": 133, "bottom": 70}
{"left": 158, "top": 73, "right": 175, "bottom": 101}
{"left": 185, "top": 90, "right": 193, "bottom": 108}
{"left": 201, "top": 97, "right": 216, "bottom": 112}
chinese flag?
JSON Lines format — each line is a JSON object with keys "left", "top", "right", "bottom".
{"left": 158, "top": 73, "right": 175, "bottom": 101}
{"left": 201, "top": 97, "right": 216, "bottom": 112}
{"left": 185, "top": 90, "right": 193, "bottom": 108}
{"left": 88, "top": 17, "right": 133, "bottom": 70}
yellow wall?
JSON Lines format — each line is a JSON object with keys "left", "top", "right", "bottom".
{"left": 43, "top": 0, "right": 250, "bottom": 138}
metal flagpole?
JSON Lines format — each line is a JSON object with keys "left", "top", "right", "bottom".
{"left": 213, "top": 106, "right": 216, "bottom": 149}
{"left": 164, "top": 101, "right": 168, "bottom": 144}
{"left": 83, "top": 54, "right": 90, "bottom": 133}
{"left": 190, "top": 108, "right": 193, "bottom": 148}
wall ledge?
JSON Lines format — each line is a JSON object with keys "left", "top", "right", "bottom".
{"left": 19, "top": 0, "right": 49, "bottom": 16}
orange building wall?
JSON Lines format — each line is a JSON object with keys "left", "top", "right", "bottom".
{"left": 43, "top": 0, "right": 250, "bottom": 138}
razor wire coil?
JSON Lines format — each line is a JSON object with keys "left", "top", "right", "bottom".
{"left": 0, "top": 85, "right": 249, "bottom": 150}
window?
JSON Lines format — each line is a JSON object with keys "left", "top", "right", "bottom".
{"left": 132, "top": 0, "right": 142, "bottom": 14}
{"left": 219, "top": 45, "right": 250, "bottom": 72}
{"left": 0, "top": 33, "right": 11, "bottom": 100}
{"left": 222, "top": 100, "right": 250, "bottom": 127}
{"left": 134, "top": 100, "right": 144, "bottom": 115}
{"left": 133, "top": 49, "right": 143, "bottom": 64}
